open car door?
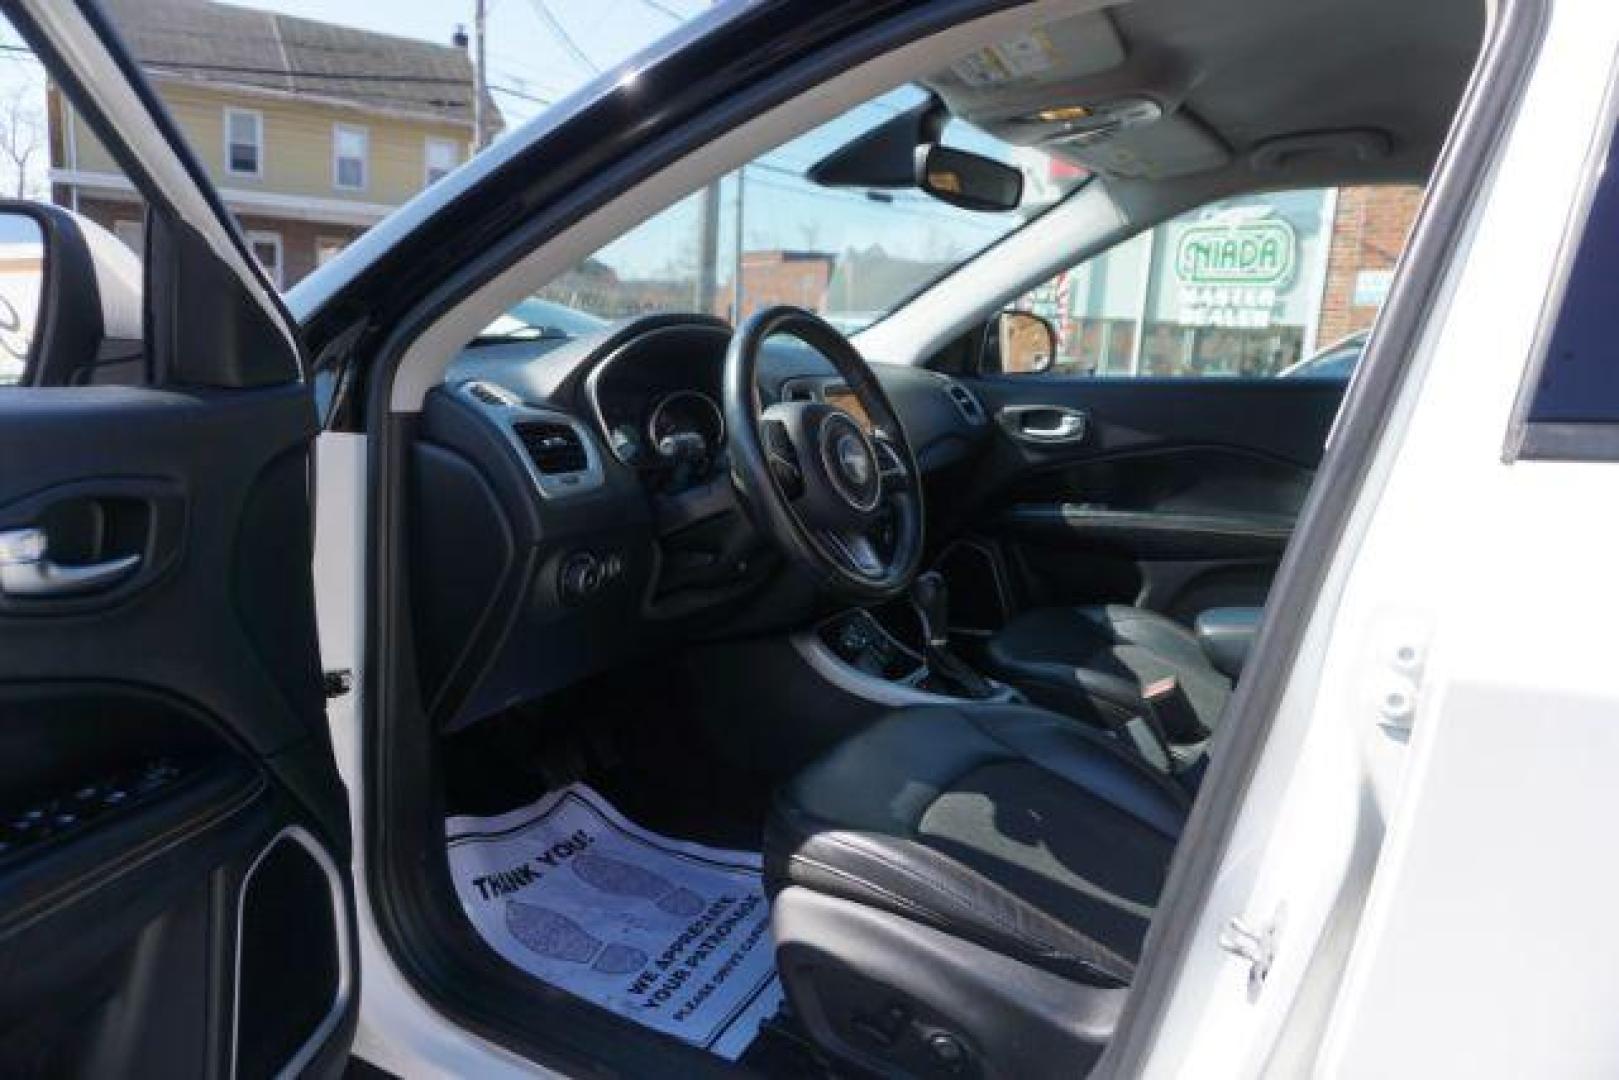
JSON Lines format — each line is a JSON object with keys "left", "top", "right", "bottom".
{"left": 0, "top": 3, "right": 354, "bottom": 1075}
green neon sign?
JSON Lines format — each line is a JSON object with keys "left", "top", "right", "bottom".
{"left": 1175, "top": 218, "right": 1298, "bottom": 287}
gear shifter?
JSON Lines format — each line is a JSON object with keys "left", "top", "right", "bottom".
{"left": 909, "top": 572, "right": 995, "bottom": 699}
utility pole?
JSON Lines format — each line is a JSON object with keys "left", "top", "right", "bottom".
{"left": 731, "top": 168, "right": 745, "bottom": 322}
{"left": 472, "top": 0, "right": 488, "bottom": 150}
{"left": 695, "top": 182, "right": 720, "bottom": 314}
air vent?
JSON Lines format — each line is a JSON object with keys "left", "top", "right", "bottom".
{"left": 514, "top": 422, "right": 588, "bottom": 475}
{"left": 783, "top": 383, "right": 818, "bottom": 403}
{"left": 464, "top": 380, "right": 520, "bottom": 407}
{"left": 946, "top": 382, "right": 986, "bottom": 425}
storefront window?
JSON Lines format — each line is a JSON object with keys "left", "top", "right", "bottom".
{"left": 1005, "top": 184, "right": 1423, "bottom": 379}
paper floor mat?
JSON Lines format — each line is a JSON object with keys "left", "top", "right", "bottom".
{"left": 446, "top": 783, "right": 781, "bottom": 1061}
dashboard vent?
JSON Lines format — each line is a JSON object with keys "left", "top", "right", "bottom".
{"left": 464, "top": 380, "right": 520, "bottom": 407}
{"left": 945, "top": 381, "right": 987, "bottom": 425}
{"left": 514, "top": 422, "right": 588, "bottom": 475}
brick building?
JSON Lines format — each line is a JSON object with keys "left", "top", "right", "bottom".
{"left": 724, "top": 251, "right": 835, "bottom": 322}
{"left": 1316, "top": 185, "right": 1424, "bottom": 344}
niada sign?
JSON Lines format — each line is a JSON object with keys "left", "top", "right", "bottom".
{"left": 1174, "top": 218, "right": 1298, "bottom": 287}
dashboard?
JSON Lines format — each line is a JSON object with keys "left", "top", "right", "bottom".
{"left": 413, "top": 313, "right": 992, "bottom": 731}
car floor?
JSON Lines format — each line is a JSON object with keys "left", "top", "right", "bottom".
{"left": 440, "top": 657, "right": 773, "bottom": 848}
{"left": 439, "top": 658, "right": 848, "bottom": 1076}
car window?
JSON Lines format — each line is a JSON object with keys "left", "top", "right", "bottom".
{"left": 0, "top": 15, "right": 144, "bottom": 388}
{"left": 90, "top": 0, "right": 717, "bottom": 292}
{"left": 1522, "top": 114, "right": 1619, "bottom": 429}
{"left": 992, "top": 184, "right": 1424, "bottom": 378}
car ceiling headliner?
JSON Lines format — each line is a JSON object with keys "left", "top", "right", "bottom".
{"left": 927, "top": 0, "right": 1485, "bottom": 208}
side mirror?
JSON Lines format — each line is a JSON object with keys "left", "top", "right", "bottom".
{"left": 0, "top": 200, "right": 142, "bottom": 387}
{"left": 987, "top": 309, "right": 1059, "bottom": 374}
{"left": 0, "top": 210, "right": 44, "bottom": 386}
{"left": 915, "top": 145, "right": 1024, "bottom": 213}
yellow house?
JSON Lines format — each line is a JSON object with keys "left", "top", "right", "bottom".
{"left": 47, "top": 0, "right": 499, "bottom": 287}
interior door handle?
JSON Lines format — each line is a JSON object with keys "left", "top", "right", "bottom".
{"left": 0, "top": 527, "right": 141, "bottom": 597}
{"left": 997, "top": 405, "right": 1090, "bottom": 445}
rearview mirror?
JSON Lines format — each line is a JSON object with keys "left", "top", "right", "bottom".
{"left": 987, "top": 309, "right": 1058, "bottom": 374}
{"left": 915, "top": 145, "right": 1024, "bottom": 213}
{"left": 0, "top": 210, "right": 44, "bottom": 386}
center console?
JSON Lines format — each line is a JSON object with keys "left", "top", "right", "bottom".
{"left": 804, "top": 600, "right": 1021, "bottom": 707}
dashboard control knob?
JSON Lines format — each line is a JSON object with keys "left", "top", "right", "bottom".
{"left": 559, "top": 552, "right": 603, "bottom": 604}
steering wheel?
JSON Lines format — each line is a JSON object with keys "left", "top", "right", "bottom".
{"left": 723, "top": 306, "right": 924, "bottom": 602}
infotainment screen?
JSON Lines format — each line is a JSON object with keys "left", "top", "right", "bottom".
{"left": 823, "top": 386, "right": 872, "bottom": 432}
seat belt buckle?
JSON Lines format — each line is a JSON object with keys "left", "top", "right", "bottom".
{"left": 1143, "top": 676, "right": 1204, "bottom": 741}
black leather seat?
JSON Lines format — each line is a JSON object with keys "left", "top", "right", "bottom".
{"left": 765, "top": 703, "right": 1188, "bottom": 1074}
{"left": 984, "top": 605, "right": 1232, "bottom": 743}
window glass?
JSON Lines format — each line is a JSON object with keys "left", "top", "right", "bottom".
{"left": 225, "top": 108, "right": 262, "bottom": 176}
{"left": 529, "top": 86, "right": 1087, "bottom": 333}
{"left": 333, "top": 125, "right": 368, "bottom": 190}
{"left": 1525, "top": 117, "right": 1619, "bottom": 426}
{"left": 0, "top": 214, "right": 43, "bottom": 385}
{"left": 425, "top": 138, "right": 459, "bottom": 185}
{"left": 247, "top": 231, "right": 283, "bottom": 288}
{"left": 84, "top": 1, "right": 722, "bottom": 290}
{"left": 315, "top": 237, "right": 347, "bottom": 266}
{"left": 0, "top": 12, "right": 143, "bottom": 387}
{"left": 997, "top": 184, "right": 1424, "bottom": 378}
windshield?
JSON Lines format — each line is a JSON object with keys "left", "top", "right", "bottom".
{"left": 534, "top": 86, "right": 1087, "bottom": 333}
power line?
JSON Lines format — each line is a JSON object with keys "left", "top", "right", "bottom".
{"left": 633, "top": 0, "right": 688, "bottom": 20}
{"left": 489, "top": 83, "right": 552, "bottom": 106}
{"left": 524, "top": 0, "right": 599, "bottom": 74}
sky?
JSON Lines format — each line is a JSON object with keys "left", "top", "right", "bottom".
{"left": 0, "top": 0, "right": 1066, "bottom": 298}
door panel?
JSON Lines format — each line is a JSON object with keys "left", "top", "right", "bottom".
{"left": 0, "top": 389, "right": 353, "bottom": 1077}
{"left": 0, "top": 3, "right": 355, "bottom": 1075}
{"left": 961, "top": 376, "right": 1345, "bottom": 621}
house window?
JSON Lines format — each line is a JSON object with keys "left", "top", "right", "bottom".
{"left": 315, "top": 237, "right": 346, "bottom": 266}
{"left": 246, "top": 230, "right": 283, "bottom": 288}
{"left": 224, "top": 108, "right": 263, "bottom": 177}
{"left": 333, "top": 124, "right": 368, "bottom": 191}
{"left": 424, "top": 137, "right": 460, "bottom": 185}
{"left": 113, "top": 219, "right": 144, "bottom": 254}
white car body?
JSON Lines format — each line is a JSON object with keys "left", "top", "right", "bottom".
{"left": 14, "top": 0, "right": 1609, "bottom": 1072}
{"left": 303, "top": 1, "right": 1619, "bottom": 1075}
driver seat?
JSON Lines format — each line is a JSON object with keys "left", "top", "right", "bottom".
{"left": 765, "top": 702, "right": 1187, "bottom": 1076}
